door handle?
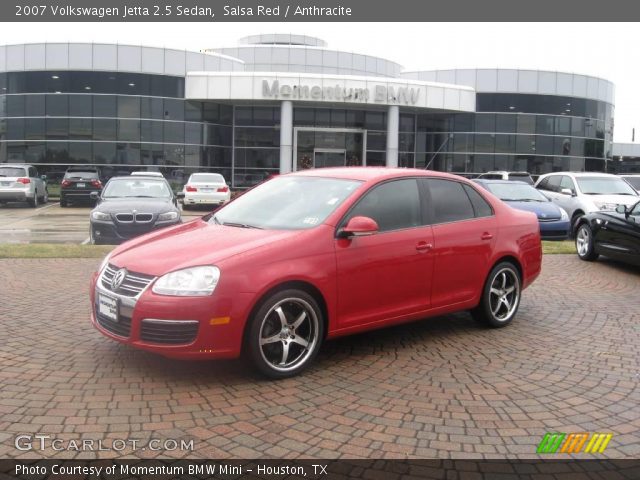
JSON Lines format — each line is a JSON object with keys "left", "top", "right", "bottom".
{"left": 481, "top": 232, "right": 493, "bottom": 240}
{"left": 416, "top": 241, "right": 433, "bottom": 252}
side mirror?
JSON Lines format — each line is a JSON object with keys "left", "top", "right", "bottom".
{"left": 615, "top": 204, "right": 629, "bottom": 216}
{"left": 560, "top": 188, "right": 574, "bottom": 196}
{"left": 90, "top": 191, "right": 100, "bottom": 200}
{"left": 337, "top": 216, "right": 379, "bottom": 238}
{"left": 176, "top": 192, "right": 185, "bottom": 199}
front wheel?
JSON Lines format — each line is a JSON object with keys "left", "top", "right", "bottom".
{"left": 576, "top": 224, "right": 599, "bottom": 261}
{"left": 246, "top": 289, "right": 324, "bottom": 379}
{"left": 472, "top": 262, "right": 521, "bottom": 328}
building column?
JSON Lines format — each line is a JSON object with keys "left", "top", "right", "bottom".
{"left": 386, "top": 105, "right": 399, "bottom": 168}
{"left": 280, "top": 100, "right": 293, "bottom": 174}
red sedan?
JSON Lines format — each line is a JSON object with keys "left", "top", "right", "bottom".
{"left": 90, "top": 168, "right": 542, "bottom": 378}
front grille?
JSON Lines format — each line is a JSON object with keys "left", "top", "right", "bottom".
{"left": 101, "top": 264, "right": 155, "bottom": 297}
{"left": 538, "top": 216, "right": 562, "bottom": 222}
{"left": 115, "top": 213, "right": 134, "bottom": 222}
{"left": 541, "top": 229, "right": 568, "bottom": 238}
{"left": 135, "top": 213, "right": 153, "bottom": 222}
{"left": 96, "top": 307, "right": 132, "bottom": 338}
{"left": 141, "top": 320, "right": 199, "bottom": 345}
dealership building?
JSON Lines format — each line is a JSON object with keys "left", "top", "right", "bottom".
{"left": 0, "top": 34, "right": 618, "bottom": 187}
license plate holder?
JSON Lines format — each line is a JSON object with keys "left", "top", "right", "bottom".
{"left": 97, "top": 293, "right": 118, "bottom": 322}
{"left": 76, "top": 182, "right": 86, "bottom": 188}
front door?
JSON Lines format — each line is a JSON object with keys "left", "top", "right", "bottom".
{"left": 314, "top": 149, "right": 346, "bottom": 169}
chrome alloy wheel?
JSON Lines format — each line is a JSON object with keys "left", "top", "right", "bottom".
{"left": 576, "top": 226, "right": 590, "bottom": 257}
{"left": 258, "top": 297, "right": 319, "bottom": 373}
{"left": 488, "top": 268, "right": 520, "bottom": 322}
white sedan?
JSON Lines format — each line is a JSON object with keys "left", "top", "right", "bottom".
{"left": 181, "top": 173, "right": 231, "bottom": 209}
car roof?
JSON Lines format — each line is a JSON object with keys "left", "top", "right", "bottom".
{"left": 131, "top": 171, "right": 163, "bottom": 177}
{"left": 0, "top": 164, "right": 30, "bottom": 168}
{"left": 288, "top": 167, "right": 465, "bottom": 183}
{"left": 474, "top": 179, "right": 530, "bottom": 185}
{"left": 539, "top": 171, "right": 618, "bottom": 178}
{"left": 108, "top": 176, "right": 168, "bottom": 182}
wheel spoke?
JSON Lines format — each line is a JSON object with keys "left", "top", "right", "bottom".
{"left": 505, "top": 285, "right": 515, "bottom": 295}
{"left": 500, "top": 272, "right": 507, "bottom": 289}
{"left": 490, "top": 287, "right": 501, "bottom": 296}
{"left": 291, "top": 311, "right": 307, "bottom": 331}
{"left": 274, "top": 306, "right": 288, "bottom": 329}
{"left": 279, "top": 342, "right": 291, "bottom": 365}
{"left": 291, "top": 337, "right": 309, "bottom": 349}
{"left": 260, "top": 334, "right": 281, "bottom": 346}
{"left": 491, "top": 300, "right": 502, "bottom": 315}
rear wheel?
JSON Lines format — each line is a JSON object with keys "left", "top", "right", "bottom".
{"left": 29, "top": 193, "right": 38, "bottom": 208}
{"left": 576, "top": 224, "right": 599, "bottom": 261}
{"left": 40, "top": 188, "right": 48, "bottom": 204}
{"left": 246, "top": 289, "right": 324, "bottom": 379}
{"left": 472, "top": 262, "right": 521, "bottom": 328}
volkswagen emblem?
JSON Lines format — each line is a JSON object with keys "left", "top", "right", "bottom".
{"left": 111, "top": 268, "right": 127, "bottom": 291}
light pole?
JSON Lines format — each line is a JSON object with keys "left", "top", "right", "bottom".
{"left": 424, "top": 133, "right": 454, "bottom": 170}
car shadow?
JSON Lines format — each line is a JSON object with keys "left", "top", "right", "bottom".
{"left": 597, "top": 256, "right": 640, "bottom": 275}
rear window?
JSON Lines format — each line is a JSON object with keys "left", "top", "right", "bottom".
{"left": 0, "top": 167, "right": 27, "bottom": 177}
{"left": 508, "top": 173, "right": 534, "bottom": 185}
{"left": 64, "top": 171, "right": 99, "bottom": 179}
{"left": 623, "top": 176, "right": 640, "bottom": 190}
{"left": 189, "top": 174, "right": 225, "bottom": 184}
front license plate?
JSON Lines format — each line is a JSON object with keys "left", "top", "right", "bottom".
{"left": 76, "top": 182, "right": 86, "bottom": 188}
{"left": 98, "top": 293, "right": 118, "bottom": 321}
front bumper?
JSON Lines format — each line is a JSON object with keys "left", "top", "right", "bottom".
{"left": 90, "top": 270, "right": 252, "bottom": 359}
{"left": 539, "top": 219, "right": 570, "bottom": 240}
{"left": 91, "top": 219, "right": 180, "bottom": 244}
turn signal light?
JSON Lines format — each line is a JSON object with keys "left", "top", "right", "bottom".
{"left": 17, "top": 178, "right": 31, "bottom": 184}
{"left": 217, "top": 186, "right": 229, "bottom": 193}
{"left": 186, "top": 185, "right": 198, "bottom": 192}
{"left": 91, "top": 179, "right": 102, "bottom": 188}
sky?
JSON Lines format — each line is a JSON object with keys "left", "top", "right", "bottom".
{"left": 0, "top": 22, "right": 638, "bottom": 143}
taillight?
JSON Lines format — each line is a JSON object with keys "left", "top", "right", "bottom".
{"left": 61, "top": 180, "right": 71, "bottom": 188}
{"left": 17, "top": 178, "right": 31, "bottom": 185}
{"left": 217, "top": 186, "right": 229, "bottom": 193}
{"left": 186, "top": 185, "right": 197, "bottom": 192}
{"left": 91, "top": 179, "right": 102, "bottom": 188}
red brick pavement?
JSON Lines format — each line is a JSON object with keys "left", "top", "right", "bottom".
{"left": 0, "top": 255, "right": 638, "bottom": 459}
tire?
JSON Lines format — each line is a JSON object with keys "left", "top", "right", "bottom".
{"left": 40, "top": 188, "right": 49, "bottom": 204}
{"left": 575, "top": 223, "right": 599, "bottom": 261}
{"left": 29, "top": 193, "right": 38, "bottom": 208}
{"left": 472, "top": 262, "right": 522, "bottom": 328}
{"left": 60, "top": 197, "right": 67, "bottom": 208}
{"left": 570, "top": 212, "right": 583, "bottom": 238}
{"left": 246, "top": 289, "right": 324, "bottom": 379}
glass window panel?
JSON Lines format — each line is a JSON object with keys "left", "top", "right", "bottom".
{"left": 164, "top": 122, "right": 184, "bottom": 144}
{"left": 555, "top": 117, "right": 571, "bottom": 136}
{"left": 24, "top": 143, "right": 45, "bottom": 163}
{"left": 234, "top": 127, "right": 279, "bottom": 148}
{"left": 141, "top": 97, "right": 164, "bottom": 119}
{"left": 399, "top": 114, "right": 415, "bottom": 132}
{"left": 398, "top": 152, "right": 414, "bottom": 168}
{"left": 470, "top": 154, "right": 494, "bottom": 173}
{"left": 46, "top": 72, "right": 69, "bottom": 93}
{"left": 536, "top": 116, "right": 554, "bottom": 135}
{"left": 345, "top": 110, "right": 365, "bottom": 128}
{"left": 207, "top": 125, "right": 232, "bottom": 146}
{"left": 315, "top": 109, "right": 331, "bottom": 127}
{"left": 93, "top": 119, "right": 117, "bottom": 141}
{"left": 163, "top": 144, "right": 184, "bottom": 166}
{"left": 163, "top": 99, "right": 184, "bottom": 121}
{"left": 366, "top": 151, "right": 385, "bottom": 166}
{"left": 25, "top": 118, "right": 45, "bottom": 140}
{"left": 46, "top": 118, "right": 68, "bottom": 139}
{"left": 571, "top": 117, "right": 585, "bottom": 136}
{"left": 253, "top": 107, "right": 277, "bottom": 126}
{"left": 219, "top": 105, "right": 233, "bottom": 124}
{"left": 555, "top": 137, "right": 572, "bottom": 156}
{"left": 454, "top": 114, "right": 474, "bottom": 132}
{"left": 69, "top": 118, "right": 92, "bottom": 140}
{"left": 185, "top": 123, "right": 202, "bottom": 144}
{"left": 516, "top": 114, "right": 536, "bottom": 134}
{"left": 117, "top": 119, "right": 141, "bottom": 142}
{"left": 7, "top": 95, "right": 25, "bottom": 117}
{"left": 69, "top": 72, "right": 95, "bottom": 94}
{"left": 365, "top": 111, "right": 385, "bottom": 130}
{"left": 46, "top": 94, "right": 69, "bottom": 117}
{"left": 25, "top": 94, "right": 45, "bottom": 116}
{"left": 116, "top": 143, "right": 142, "bottom": 165}
{"left": 495, "top": 134, "right": 516, "bottom": 154}
{"left": 69, "top": 95, "right": 92, "bottom": 117}
{"left": 534, "top": 135, "right": 554, "bottom": 155}
{"left": 93, "top": 95, "right": 117, "bottom": 118}
{"left": 475, "top": 113, "right": 496, "bottom": 133}
{"left": 117, "top": 96, "right": 140, "bottom": 119}
{"left": 474, "top": 134, "right": 495, "bottom": 153}
{"left": 6, "top": 118, "right": 25, "bottom": 139}
{"left": 69, "top": 142, "right": 92, "bottom": 163}
{"left": 185, "top": 101, "right": 202, "bottom": 122}
{"left": 93, "top": 142, "right": 116, "bottom": 164}
{"left": 452, "top": 133, "right": 472, "bottom": 153}
{"left": 399, "top": 133, "right": 415, "bottom": 152}
{"left": 367, "top": 132, "right": 386, "bottom": 151}
{"left": 294, "top": 108, "right": 314, "bottom": 126}
{"left": 516, "top": 135, "right": 536, "bottom": 154}
{"left": 203, "top": 146, "right": 232, "bottom": 168}
{"left": 330, "top": 109, "right": 346, "bottom": 128}
{"left": 495, "top": 114, "right": 517, "bottom": 133}
{"left": 46, "top": 141, "right": 69, "bottom": 163}
{"left": 7, "top": 72, "right": 27, "bottom": 94}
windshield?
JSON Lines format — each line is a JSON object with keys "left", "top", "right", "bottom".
{"left": 103, "top": 178, "right": 172, "bottom": 198}
{"left": 484, "top": 183, "right": 548, "bottom": 202}
{"left": 211, "top": 176, "right": 362, "bottom": 230}
{"left": 0, "top": 167, "right": 27, "bottom": 177}
{"left": 623, "top": 176, "right": 640, "bottom": 190}
{"left": 576, "top": 177, "right": 637, "bottom": 195}
{"left": 189, "top": 174, "right": 225, "bottom": 184}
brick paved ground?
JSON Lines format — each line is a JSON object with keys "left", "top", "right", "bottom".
{"left": 0, "top": 255, "right": 638, "bottom": 459}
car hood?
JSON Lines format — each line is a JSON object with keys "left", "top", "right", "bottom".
{"left": 94, "top": 198, "right": 177, "bottom": 214}
{"left": 505, "top": 201, "right": 564, "bottom": 219}
{"left": 109, "top": 219, "right": 302, "bottom": 276}
{"left": 584, "top": 194, "right": 639, "bottom": 206}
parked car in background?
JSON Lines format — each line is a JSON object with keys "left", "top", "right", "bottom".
{"left": 0, "top": 164, "right": 48, "bottom": 207}
{"left": 620, "top": 174, "right": 640, "bottom": 193}
{"left": 89, "top": 176, "right": 181, "bottom": 244}
{"left": 476, "top": 171, "right": 535, "bottom": 185}
{"left": 60, "top": 166, "right": 102, "bottom": 207}
{"left": 474, "top": 179, "right": 570, "bottom": 240}
{"left": 181, "top": 173, "right": 231, "bottom": 209}
{"left": 535, "top": 172, "right": 639, "bottom": 232}
{"left": 131, "top": 171, "right": 164, "bottom": 178}
{"left": 575, "top": 199, "right": 640, "bottom": 266}
{"left": 90, "top": 167, "right": 542, "bottom": 378}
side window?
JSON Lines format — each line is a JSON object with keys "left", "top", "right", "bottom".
{"left": 426, "top": 179, "right": 475, "bottom": 224}
{"left": 29, "top": 167, "right": 37, "bottom": 178}
{"left": 559, "top": 176, "right": 575, "bottom": 193}
{"left": 344, "top": 179, "right": 421, "bottom": 232}
{"left": 463, "top": 184, "right": 493, "bottom": 218}
{"left": 546, "top": 175, "right": 561, "bottom": 192}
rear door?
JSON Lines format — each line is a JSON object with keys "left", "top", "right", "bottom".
{"left": 335, "top": 178, "right": 435, "bottom": 327}
{"left": 422, "top": 178, "right": 497, "bottom": 308}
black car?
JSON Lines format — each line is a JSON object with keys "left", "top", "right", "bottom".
{"left": 89, "top": 176, "right": 181, "bottom": 244}
{"left": 575, "top": 200, "right": 640, "bottom": 265}
{"left": 60, "top": 167, "right": 102, "bottom": 207}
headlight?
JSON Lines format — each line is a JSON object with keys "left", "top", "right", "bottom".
{"left": 593, "top": 201, "right": 617, "bottom": 211}
{"left": 98, "top": 252, "right": 112, "bottom": 274}
{"left": 560, "top": 209, "right": 569, "bottom": 220}
{"left": 152, "top": 266, "right": 220, "bottom": 296}
{"left": 91, "top": 211, "right": 111, "bottom": 221}
{"left": 157, "top": 211, "right": 179, "bottom": 222}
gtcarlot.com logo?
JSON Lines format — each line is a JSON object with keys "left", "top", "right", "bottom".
{"left": 15, "top": 434, "right": 194, "bottom": 452}
{"left": 537, "top": 432, "right": 613, "bottom": 454}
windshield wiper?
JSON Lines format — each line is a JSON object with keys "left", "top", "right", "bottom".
{"left": 221, "top": 221, "right": 262, "bottom": 229}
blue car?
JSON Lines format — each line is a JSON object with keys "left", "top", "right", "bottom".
{"left": 474, "top": 179, "right": 570, "bottom": 240}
